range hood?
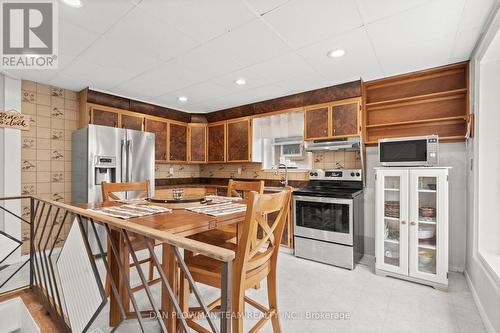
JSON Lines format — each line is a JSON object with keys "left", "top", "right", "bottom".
{"left": 304, "top": 137, "right": 361, "bottom": 152}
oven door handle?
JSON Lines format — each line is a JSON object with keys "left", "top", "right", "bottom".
{"left": 293, "top": 195, "right": 352, "bottom": 205}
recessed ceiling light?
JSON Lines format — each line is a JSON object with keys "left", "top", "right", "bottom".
{"left": 235, "top": 78, "right": 246, "bottom": 85}
{"left": 327, "top": 49, "right": 346, "bottom": 58}
{"left": 178, "top": 96, "right": 188, "bottom": 102}
{"left": 61, "top": 0, "right": 83, "bottom": 8}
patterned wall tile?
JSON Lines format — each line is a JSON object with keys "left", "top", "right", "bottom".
{"left": 51, "top": 87, "right": 64, "bottom": 97}
{"left": 22, "top": 80, "right": 36, "bottom": 92}
{"left": 22, "top": 160, "right": 36, "bottom": 171}
{"left": 22, "top": 90, "right": 35, "bottom": 103}
{"left": 52, "top": 172, "right": 64, "bottom": 183}
{"left": 20, "top": 80, "right": 79, "bottom": 254}
{"left": 51, "top": 106, "right": 64, "bottom": 118}
{"left": 22, "top": 184, "right": 36, "bottom": 195}
{"left": 36, "top": 93, "right": 51, "bottom": 106}
{"left": 51, "top": 129, "right": 64, "bottom": 140}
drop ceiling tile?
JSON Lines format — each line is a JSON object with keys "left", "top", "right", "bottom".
{"left": 243, "top": 53, "right": 319, "bottom": 85}
{"left": 173, "top": 81, "right": 230, "bottom": 102}
{"left": 366, "top": 0, "right": 466, "bottom": 76}
{"left": 59, "top": 0, "right": 136, "bottom": 35}
{"left": 205, "top": 19, "right": 292, "bottom": 67}
{"left": 450, "top": 27, "right": 483, "bottom": 63}
{"left": 262, "top": 0, "right": 363, "bottom": 49}
{"left": 49, "top": 73, "right": 89, "bottom": 91}
{"left": 5, "top": 69, "right": 58, "bottom": 85}
{"left": 188, "top": 84, "right": 288, "bottom": 112}
{"left": 459, "top": 0, "right": 496, "bottom": 31}
{"left": 243, "top": 0, "right": 291, "bottom": 15}
{"left": 149, "top": 92, "right": 189, "bottom": 110}
{"left": 59, "top": 20, "right": 100, "bottom": 57}
{"left": 61, "top": 58, "right": 136, "bottom": 91}
{"left": 274, "top": 71, "right": 331, "bottom": 95}
{"left": 211, "top": 84, "right": 290, "bottom": 109}
{"left": 112, "top": 60, "right": 203, "bottom": 99}
{"left": 171, "top": 45, "right": 244, "bottom": 81}
{"left": 355, "top": 0, "right": 432, "bottom": 24}
{"left": 138, "top": 0, "right": 255, "bottom": 43}
{"left": 80, "top": 35, "right": 163, "bottom": 79}
{"left": 103, "top": 7, "right": 198, "bottom": 62}
{"left": 211, "top": 67, "right": 273, "bottom": 94}
{"left": 297, "top": 27, "right": 383, "bottom": 83}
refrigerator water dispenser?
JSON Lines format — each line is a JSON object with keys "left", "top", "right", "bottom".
{"left": 94, "top": 156, "right": 116, "bottom": 185}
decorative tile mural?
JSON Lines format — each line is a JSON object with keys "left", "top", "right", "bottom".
{"left": 20, "top": 80, "right": 78, "bottom": 254}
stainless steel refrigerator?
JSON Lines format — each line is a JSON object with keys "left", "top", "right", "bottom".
{"left": 72, "top": 124, "right": 155, "bottom": 254}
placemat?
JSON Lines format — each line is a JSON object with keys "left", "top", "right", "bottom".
{"left": 187, "top": 202, "right": 246, "bottom": 216}
{"left": 89, "top": 204, "right": 172, "bottom": 219}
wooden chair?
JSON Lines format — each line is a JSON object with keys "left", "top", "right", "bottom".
{"left": 180, "top": 186, "right": 293, "bottom": 333}
{"left": 101, "top": 181, "right": 160, "bottom": 296}
{"left": 188, "top": 179, "right": 265, "bottom": 245}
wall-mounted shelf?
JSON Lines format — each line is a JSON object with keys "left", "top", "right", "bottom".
{"left": 366, "top": 116, "right": 467, "bottom": 129}
{"left": 363, "top": 62, "right": 470, "bottom": 146}
{"left": 365, "top": 88, "right": 468, "bottom": 108}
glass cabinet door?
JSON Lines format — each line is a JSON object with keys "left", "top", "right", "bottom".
{"left": 409, "top": 169, "right": 448, "bottom": 284}
{"left": 376, "top": 170, "right": 408, "bottom": 275}
{"left": 416, "top": 176, "right": 438, "bottom": 274}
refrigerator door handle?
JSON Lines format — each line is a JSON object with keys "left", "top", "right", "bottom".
{"left": 127, "top": 139, "right": 133, "bottom": 183}
{"left": 121, "top": 139, "right": 127, "bottom": 182}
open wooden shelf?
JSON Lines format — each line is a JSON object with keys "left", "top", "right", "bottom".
{"left": 366, "top": 115, "right": 467, "bottom": 129}
{"left": 363, "top": 62, "right": 470, "bottom": 144}
{"left": 365, "top": 88, "right": 468, "bottom": 108}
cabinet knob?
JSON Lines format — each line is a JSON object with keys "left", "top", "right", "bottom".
{"left": 410, "top": 221, "right": 416, "bottom": 225}
{"left": 401, "top": 221, "right": 407, "bottom": 225}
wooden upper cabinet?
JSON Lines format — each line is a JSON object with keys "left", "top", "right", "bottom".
{"left": 145, "top": 119, "right": 167, "bottom": 161}
{"left": 331, "top": 100, "right": 360, "bottom": 137}
{"left": 91, "top": 106, "right": 119, "bottom": 128}
{"left": 208, "top": 124, "right": 226, "bottom": 163}
{"left": 121, "top": 114, "right": 143, "bottom": 131}
{"left": 169, "top": 123, "right": 188, "bottom": 162}
{"left": 304, "top": 98, "right": 362, "bottom": 140}
{"left": 304, "top": 106, "right": 329, "bottom": 140}
{"left": 188, "top": 124, "right": 207, "bottom": 163}
{"left": 226, "top": 119, "right": 251, "bottom": 162}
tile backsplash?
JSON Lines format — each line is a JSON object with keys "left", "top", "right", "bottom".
{"left": 312, "top": 151, "right": 362, "bottom": 170}
{"left": 197, "top": 151, "right": 361, "bottom": 181}
{"left": 155, "top": 163, "right": 201, "bottom": 179}
{"left": 20, "top": 80, "right": 79, "bottom": 253}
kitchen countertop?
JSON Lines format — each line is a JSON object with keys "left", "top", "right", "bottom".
{"left": 155, "top": 177, "right": 306, "bottom": 191}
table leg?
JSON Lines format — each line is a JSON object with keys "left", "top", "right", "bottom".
{"left": 109, "top": 230, "right": 131, "bottom": 327}
{"left": 162, "top": 244, "right": 178, "bottom": 332}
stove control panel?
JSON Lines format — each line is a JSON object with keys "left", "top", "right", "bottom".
{"left": 309, "top": 169, "right": 362, "bottom": 181}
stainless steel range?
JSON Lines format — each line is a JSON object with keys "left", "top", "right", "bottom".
{"left": 293, "top": 169, "right": 364, "bottom": 269}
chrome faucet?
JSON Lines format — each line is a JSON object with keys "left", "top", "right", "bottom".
{"left": 275, "top": 163, "right": 288, "bottom": 186}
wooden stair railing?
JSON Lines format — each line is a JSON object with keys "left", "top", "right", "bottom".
{"left": 0, "top": 195, "right": 235, "bottom": 333}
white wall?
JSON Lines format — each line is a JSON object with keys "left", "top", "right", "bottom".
{"left": 363, "top": 143, "right": 467, "bottom": 272}
{"left": 466, "top": 3, "right": 500, "bottom": 332}
{"left": 0, "top": 74, "right": 22, "bottom": 264}
{"left": 477, "top": 59, "right": 500, "bottom": 256}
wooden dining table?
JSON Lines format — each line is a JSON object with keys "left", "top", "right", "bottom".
{"left": 78, "top": 200, "right": 246, "bottom": 332}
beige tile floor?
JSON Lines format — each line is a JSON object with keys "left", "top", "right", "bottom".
{"left": 88, "top": 253, "right": 486, "bottom": 333}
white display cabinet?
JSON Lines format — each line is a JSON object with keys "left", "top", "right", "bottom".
{"left": 375, "top": 167, "right": 450, "bottom": 289}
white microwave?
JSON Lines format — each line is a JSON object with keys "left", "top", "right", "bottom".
{"left": 378, "top": 135, "right": 439, "bottom": 166}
